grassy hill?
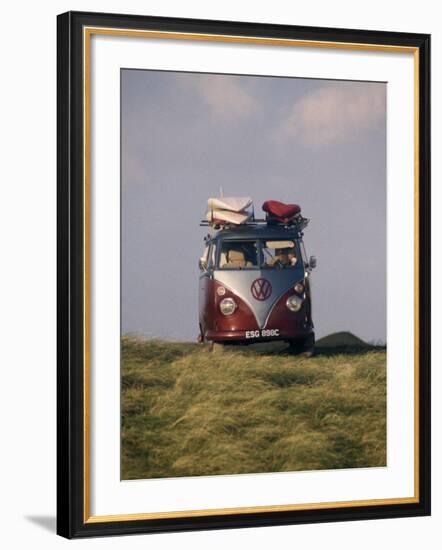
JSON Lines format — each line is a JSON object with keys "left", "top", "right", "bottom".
{"left": 121, "top": 337, "right": 386, "bottom": 480}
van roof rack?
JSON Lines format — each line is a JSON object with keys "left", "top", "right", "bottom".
{"left": 200, "top": 216, "right": 309, "bottom": 232}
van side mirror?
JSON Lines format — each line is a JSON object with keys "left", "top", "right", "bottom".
{"left": 309, "top": 255, "right": 317, "bottom": 269}
{"left": 199, "top": 257, "right": 208, "bottom": 271}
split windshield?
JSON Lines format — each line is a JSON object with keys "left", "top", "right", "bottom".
{"left": 217, "top": 239, "right": 301, "bottom": 270}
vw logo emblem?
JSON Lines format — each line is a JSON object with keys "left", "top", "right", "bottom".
{"left": 251, "top": 278, "right": 272, "bottom": 301}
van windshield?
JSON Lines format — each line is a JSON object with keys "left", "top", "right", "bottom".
{"left": 217, "top": 239, "right": 301, "bottom": 270}
{"left": 218, "top": 241, "right": 259, "bottom": 269}
{"left": 261, "top": 240, "right": 298, "bottom": 269}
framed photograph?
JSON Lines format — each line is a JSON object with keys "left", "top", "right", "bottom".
{"left": 57, "top": 11, "right": 431, "bottom": 538}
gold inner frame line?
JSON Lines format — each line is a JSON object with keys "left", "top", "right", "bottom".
{"left": 82, "top": 26, "right": 420, "bottom": 524}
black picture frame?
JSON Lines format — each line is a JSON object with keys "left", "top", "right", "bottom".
{"left": 57, "top": 10, "right": 431, "bottom": 539}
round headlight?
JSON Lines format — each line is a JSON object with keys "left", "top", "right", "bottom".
{"left": 286, "top": 295, "right": 303, "bottom": 312}
{"left": 220, "top": 297, "right": 236, "bottom": 315}
{"left": 294, "top": 282, "right": 304, "bottom": 294}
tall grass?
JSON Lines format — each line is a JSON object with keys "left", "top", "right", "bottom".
{"left": 121, "top": 337, "right": 386, "bottom": 480}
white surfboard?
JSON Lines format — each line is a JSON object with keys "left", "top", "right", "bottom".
{"left": 206, "top": 209, "right": 252, "bottom": 225}
{"left": 207, "top": 197, "right": 252, "bottom": 212}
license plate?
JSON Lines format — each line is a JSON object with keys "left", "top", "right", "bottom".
{"left": 245, "top": 329, "right": 280, "bottom": 339}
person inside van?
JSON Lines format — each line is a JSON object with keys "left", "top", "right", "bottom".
{"left": 265, "top": 247, "right": 297, "bottom": 268}
{"left": 268, "top": 248, "right": 289, "bottom": 268}
{"left": 288, "top": 248, "right": 298, "bottom": 266}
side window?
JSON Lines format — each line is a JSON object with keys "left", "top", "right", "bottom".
{"left": 202, "top": 244, "right": 209, "bottom": 263}
{"left": 300, "top": 241, "right": 308, "bottom": 265}
{"left": 199, "top": 244, "right": 209, "bottom": 272}
{"left": 208, "top": 243, "right": 216, "bottom": 268}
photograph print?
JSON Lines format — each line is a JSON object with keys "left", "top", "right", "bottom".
{"left": 121, "top": 68, "right": 386, "bottom": 481}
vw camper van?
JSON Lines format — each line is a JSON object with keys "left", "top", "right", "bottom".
{"left": 198, "top": 198, "right": 316, "bottom": 353}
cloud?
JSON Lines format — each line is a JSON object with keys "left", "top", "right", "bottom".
{"left": 180, "top": 74, "right": 258, "bottom": 123}
{"left": 274, "top": 83, "right": 385, "bottom": 147}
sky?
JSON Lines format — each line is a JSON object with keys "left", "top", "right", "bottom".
{"left": 121, "top": 69, "right": 386, "bottom": 343}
